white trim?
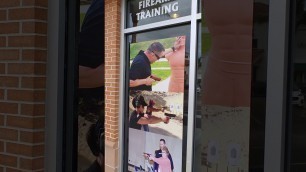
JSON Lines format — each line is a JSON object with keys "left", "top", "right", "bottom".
{"left": 119, "top": 0, "right": 127, "bottom": 171}
{"left": 196, "top": 13, "right": 201, "bottom": 20}
{"left": 186, "top": 0, "right": 198, "bottom": 171}
{"left": 124, "top": 15, "right": 192, "bottom": 34}
{"left": 264, "top": 0, "right": 290, "bottom": 171}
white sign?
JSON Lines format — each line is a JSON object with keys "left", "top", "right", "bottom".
{"left": 136, "top": 0, "right": 179, "bottom": 21}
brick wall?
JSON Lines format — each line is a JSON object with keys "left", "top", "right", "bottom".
{"left": 105, "top": 0, "right": 121, "bottom": 145}
{"left": 0, "top": 0, "right": 47, "bottom": 171}
{"left": 105, "top": 0, "right": 121, "bottom": 171}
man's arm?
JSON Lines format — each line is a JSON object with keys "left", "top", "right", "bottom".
{"left": 79, "top": 64, "right": 104, "bottom": 88}
{"left": 137, "top": 115, "right": 169, "bottom": 125}
{"left": 129, "top": 76, "right": 155, "bottom": 87}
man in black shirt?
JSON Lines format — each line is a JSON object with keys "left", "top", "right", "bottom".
{"left": 79, "top": 0, "right": 104, "bottom": 90}
{"left": 129, "top": 42, "right": 165, "bottom": 91}
{"left": 78, "top": 0, "right": 104, "bottom": 171}
{"left": 129, "top": 95, "right": 170, "bottom": 130}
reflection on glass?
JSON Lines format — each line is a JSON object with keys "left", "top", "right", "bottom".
{"left": 198, "top": 0, "right": 202, "bottom": 13}
{"left": 126, "top": 0, "right": 191, "bottom": 28}
{"left": 78, "top": 0, "right": 105, "bottom": 171}
{"left": 195, "top": 0, "right": 269, "bottom": 171}
{"left": 289, "top": 0, "right": 306, "bottom": 171}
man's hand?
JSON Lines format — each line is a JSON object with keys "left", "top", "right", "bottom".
{"left": 130, "top": 76, "right": 154, "bottom": 87}
{"left": 162, "top": 116, "right": 170, "bottom": 124}
{"left": 145, "top": 76, "right": 155, "bottom": 86}
{"left": 173, "top": 36, "right": 183, "bottom": 50}
{"left": 144, "top": 114, "right": 151, "bottom": 118}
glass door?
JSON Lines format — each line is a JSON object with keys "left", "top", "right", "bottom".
{"left": 287, "top": 0, "right": 306, "bottom": 171}
{"left": 195, "top": 0, "right": 270, "bottom": 171}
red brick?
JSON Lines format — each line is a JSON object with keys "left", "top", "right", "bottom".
{"left": 21, "top": 103, "right": 45, "bottom": 116}
{"left": 6, "top": 143, "right": 44, "bottom": 156}
{"left": 8, "top": 63, "right": 46, "bottom": 75}
{"left": 20, "top": 157, "right": 44, "bottom": 170}
{"left": 0, "top": 0, "right": 20, "bottom": 8}
{"left": 22, "top": 21, "right": 47, "bottom": 34}
{"left": 0, "top": 63, "right": 4, "bottom": 74}
{"left": 0, "top": 154, "right": 17, "bottom": 167}
{"left": 7, "top": 90, "right": 45, "bottom": 102}
{"left": 22, "top": 49, "right": 46, "bottom": 61}
{"left": 0, "top": 89, "right": 3, "bottom": 99}
{"left": 7, "top": 116, "right": 44, "bottom": 129}
{"left": 0, "top": 50, "right": 19, "bottom": 60}
{"left": 20, "top": 131, "right": 44, "bottom": 143}
{"left": 0, "top": 141, "right": 3, "bottom": 152}
{"left": 8, "top": 8, "right": 47, "bottom": 20}
{"left": 0, "top": 23, "right": 19, "bottom": 34}
{"left": 0, "top": 114, "right": 3, "bottom": 126}
{"left": 21, "top": 77, "right": 46, "bottom": 88}
{"left": 0, "top": 37, "right": 6, "bottom": 47}
{"left": 0, "top": 10, "right": 6, "bottom": 21}
{"left": 105, "top": 0, "right": 121, "bottom": 142}
{"left": 0, "top": 128, "right": 18, "bottom": 141}
{"left": 8, "top": 36, "right": 47, "bottom": 48}
{"left": 0, "top": 77, "right": 19, "bottom": 87}
{"left": 22, "top": 0, "right": 48, "bottom": 7}
{"left": 0, "top": 102, "right": 18, "bottom": 114}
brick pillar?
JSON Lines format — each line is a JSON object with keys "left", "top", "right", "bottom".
{"left": 0, "top": 0, "right": 47, "bottom": 171}
{"left": 105, "top": 0, "right": 121, "bottom": 171}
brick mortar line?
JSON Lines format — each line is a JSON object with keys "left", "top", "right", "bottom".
{"left": 0, "top": 140, "right": 45, "bottom": 147}
{"left": 0, "top": 47, "right": 48, "bottom": 51}
{"left": 18, "top": 76, "right": 21, "bottom": 88}
{"left": 0, "top": 100, "right": 46, "bottom": 104}
{"left": 0, "top": 154, "right": 44, "bottom": 159}
{"left": 0, "top": 21, "right": 47, "bottom": 24}
{"left": 4, "top": 63, "right": 8, "bottom": 76}
{"left": 0, "top": 6, "right": 48, "bottom": 10}
{"left": 0, "top": 127, "right": 45, "bottom": 132}
{"left": 0, "top": 114, "right": 46, "bottom": 118}
{"left": 0, "top": 88, "right": 46, "bottom": 91}
{"left": 0, "top": 100, "right": 45, "bottom": 104}
{"left": 0, "top": 47, "right": 47, "bottom": 50}
{"left": 18, "top": 47, "right": 22, "bottom": 61}
{"left": 0, "top": 19, "right": 47, "bottom": 24}
{"left": 0, "top": 61, "right": 47, "bottom": 63}
{"left": 0, "top": 74, "right": 46, "bottom": 77}
{"left": 4, "top": 89, "right": 7, "bottom": 100}
{"left": 0, "top": 61, "right": 47, "bottom": 64}
{"left": 2, "top": 33, "right": 47, "bottom": 36}
{"left": 0, "top": 74, "right": 47, "bottom": 78}
{"left": 5, "top": 35, "right": 8, "bottom": 47}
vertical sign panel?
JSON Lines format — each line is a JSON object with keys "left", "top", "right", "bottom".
{"left": 128, "top": 36, "right": 186, "bottom": 172}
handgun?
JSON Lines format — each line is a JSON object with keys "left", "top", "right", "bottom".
{"left": 150, "top": 75, "right": 161, "bottom": 81}
{"left": 164, "top": 113, "right": 177, "bottom": 118}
